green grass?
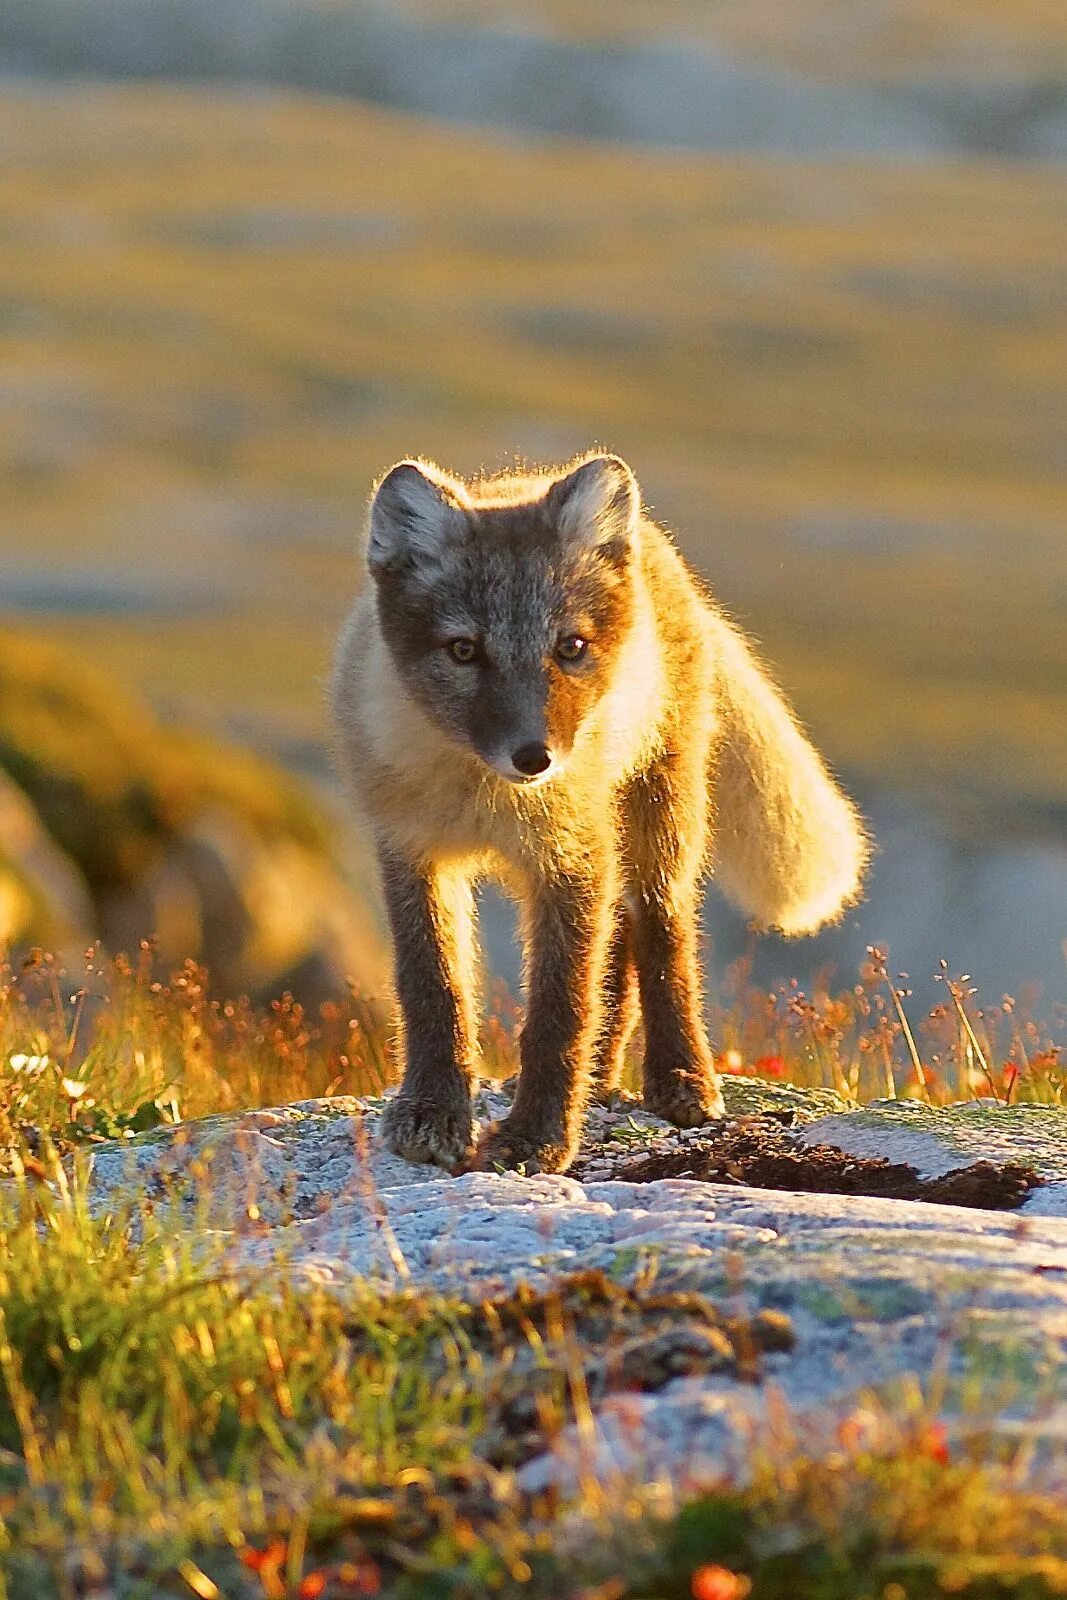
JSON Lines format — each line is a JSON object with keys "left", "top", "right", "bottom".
{"left": 1, "top": 86, "right": 1064, "bottom": 812}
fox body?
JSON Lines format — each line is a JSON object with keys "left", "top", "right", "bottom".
{"left": 331, "top": 454, "right": 867, "bottom": 1174}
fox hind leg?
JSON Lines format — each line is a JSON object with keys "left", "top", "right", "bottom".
{"left": 626, "top": 750, "right": 724, "bottom": 1128}
{"left": 590, "top": 903, "right": 640, "bottom": 1102}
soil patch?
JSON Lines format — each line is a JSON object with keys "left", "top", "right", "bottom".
{"left": 595, "top": 1118, "right": 1042, "bottom": 1210}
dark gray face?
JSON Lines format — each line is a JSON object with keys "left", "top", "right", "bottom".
{"left": 366, "top": 458, "right": 638, "bottom": 783}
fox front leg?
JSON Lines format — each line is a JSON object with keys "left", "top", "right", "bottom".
{"left": 473, "top": 863, "right": 615, "bottom": 1175}
{"left": 376, "top": 846, "right": 478, "bottom": 1169}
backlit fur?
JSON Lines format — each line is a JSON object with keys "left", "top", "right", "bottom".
{"left": 331, "top": 453, "right": 868, "bottom": 1174}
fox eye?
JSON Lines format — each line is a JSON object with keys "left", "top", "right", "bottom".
{"left": 447, "top": 637, "right": 479, "bottom": 664}
{"left": 556, "top": 634, "right": 588, "bottom": 663}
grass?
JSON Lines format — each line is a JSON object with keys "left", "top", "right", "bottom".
{"left": 0, "top": 952, "right": 1062, "bottom": 1594}
{"left": 0, "top": 940, "right": 1062, "bottom": 1160}
{"left": 1, "top": 1147, "right": 1067, "bottom": 1597}
{"left": 0, "top": 86, "right": 1064, "bottom": 814}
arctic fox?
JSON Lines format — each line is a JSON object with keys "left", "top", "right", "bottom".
{"left": 331, "top": 453, "right": 867, "bottom": 1175}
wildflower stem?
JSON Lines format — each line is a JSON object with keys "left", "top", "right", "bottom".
{"left": 886, "top": 981, "right": 927, "bottom": 1096}
{"left": 947, "top": 981, "right": 1000, "bottom": 1101}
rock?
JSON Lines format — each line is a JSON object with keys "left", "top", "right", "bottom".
{"left": 75, "top": 1080, "right": 1067, "bottom": 1497}
{"left": 0, "top": 627, "right": 387, "bottom": 1002}
{"left": 4, "top": 8, "right": 1065, "bottom": 160}
{"left": 98, "top": 804, "right": 388, "bottom": 1005}
{"left": 720, "top": 1079, "right": 850, "bottom": 1122}
{"left": 0, "top": 768, "right": 93, "bottom": 946}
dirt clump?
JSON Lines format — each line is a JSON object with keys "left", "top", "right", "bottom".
{"left": 611, "top": 1119, "right": 1042, "bottom": 1210}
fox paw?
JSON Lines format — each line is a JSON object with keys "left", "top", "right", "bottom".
{"left": 379, "top": 1094, "right": 474, "bottom": 1170}
{"left": 642, "top": 1070, "right": 725, "bottom": 1129}
{"left": 464, "top": 1119, "right": 575, "bottom": 1176}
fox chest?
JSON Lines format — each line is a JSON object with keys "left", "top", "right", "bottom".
{"left": 366, "top": 749, "right": 602, "bottom": 882}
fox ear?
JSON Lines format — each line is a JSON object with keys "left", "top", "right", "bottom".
{"left": 548, "top": 454, "right": 639, "bottom": 565}
{"left": 368, "top": 460, "right": 465, "bottom": 575}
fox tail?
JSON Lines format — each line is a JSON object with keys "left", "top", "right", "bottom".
{"left": 707, "top": 617, "right": 869, "bottom": 936}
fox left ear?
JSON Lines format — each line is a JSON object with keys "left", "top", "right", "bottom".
{"left": 548, "top": 454, "right": 640, "bottom": 565}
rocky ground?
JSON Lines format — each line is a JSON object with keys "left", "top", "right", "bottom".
{"left": 82, "top": 1078, "right": 1067, "bottom": 1498}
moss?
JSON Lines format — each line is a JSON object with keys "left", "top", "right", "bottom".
{"left": 720, "top": 1078, "right": 850, "bottom": 1123}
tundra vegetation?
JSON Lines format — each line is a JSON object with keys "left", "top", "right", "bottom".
{"left": 0, "top": 940, "right": 1063, "bottom": 1598}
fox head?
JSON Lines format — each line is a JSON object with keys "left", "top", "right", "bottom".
{"left": 365, "top": 454, "right": 641, "bottom": 783}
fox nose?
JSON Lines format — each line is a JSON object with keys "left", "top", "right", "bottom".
{"left": 511, "top": 741, "right": 552, "bottom": 777}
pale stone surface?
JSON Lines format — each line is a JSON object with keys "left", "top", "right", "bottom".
{"left": 82, "top": 1082, "right": 1067, "bottom": 1490}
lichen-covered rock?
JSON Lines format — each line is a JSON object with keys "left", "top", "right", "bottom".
{"left": 720, "top": 1078, "right": 849, "bottom": 1121}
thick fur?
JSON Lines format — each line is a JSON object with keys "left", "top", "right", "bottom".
{"left": 330, "top": 454, "right": 868, "bottom": 1174}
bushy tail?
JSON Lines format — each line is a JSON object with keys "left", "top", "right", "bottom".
{"left": 707, "top": 616, "right": 869, "bottom": 936}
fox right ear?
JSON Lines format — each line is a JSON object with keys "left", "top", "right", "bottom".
{"left": 367, "top": 461, "right": 464, "bottom": 575}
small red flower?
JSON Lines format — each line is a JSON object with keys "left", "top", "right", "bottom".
{"left": 691, "top": 1566, "right": 751, "bottom": 1600}
{"left": 754, "top": 1054, "right": 786, "bottom": 1079}
{"left": 919, "top": 1422, "right": 950, "bottom": 1466}
{"left": 239, "top": 1540, "right": 288, "bottom": 1597}
{"left": 240, "top": 1540, "right": 287, "bottom": 1575}
{"left": 299, "top": 1574, "right": 328, "bottom": 1599}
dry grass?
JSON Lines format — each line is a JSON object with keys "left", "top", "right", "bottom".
{"left": 0, "top": 940, "right": 1061, "bottom": 1170}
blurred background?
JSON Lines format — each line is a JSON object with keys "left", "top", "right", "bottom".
{"left": 0, "top": 0, "right": 1064, "bottom": 1011}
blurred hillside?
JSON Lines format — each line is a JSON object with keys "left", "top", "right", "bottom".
{"left": 0, "top": 84, "right": 1063, "bottom": 825}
